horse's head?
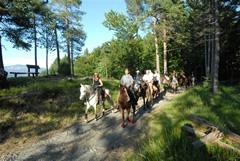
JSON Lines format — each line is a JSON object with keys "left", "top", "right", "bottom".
{"left": 79, "top": 84, "right": 87, "bottom": 100}
{"left": 119, "top": 84, "right": 130, "bottom": 102}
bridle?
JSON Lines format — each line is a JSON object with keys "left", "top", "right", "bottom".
{"left": 81, "top": 86, "right": 98, "bottom": 102}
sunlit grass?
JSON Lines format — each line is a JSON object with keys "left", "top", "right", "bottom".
{"left": 127, "top": 85, "right": 240, "bottom": 161}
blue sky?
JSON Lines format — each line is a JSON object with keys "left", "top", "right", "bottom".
{"left": 2, "top": 0, "right": 127, "bottom": 68}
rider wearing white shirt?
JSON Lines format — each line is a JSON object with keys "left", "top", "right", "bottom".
{"left": 143, "top": 70, "right": 153, "bottom": 94}
{"left": 153, "top": 70, "right": 161, "bottom": 86}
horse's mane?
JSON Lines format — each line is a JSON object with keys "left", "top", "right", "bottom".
{"left": 83, "top": 84, "right": 95, "bottom": 94}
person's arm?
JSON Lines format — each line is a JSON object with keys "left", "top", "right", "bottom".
{"left": 120, "top": 76, "right": 124, "bottom": 85}
{"left": 127, "top": 75, "right": 133, "bottom": 87}
{"left": 99, "top": 79, "right": 103, "bottom": 87}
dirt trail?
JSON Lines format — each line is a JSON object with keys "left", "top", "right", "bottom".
{"left": 0, "top": 88, "right": 184, "bottom": 161}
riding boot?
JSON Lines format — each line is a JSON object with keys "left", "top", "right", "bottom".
{"left": 99, "top": 95, "right": 103, "bottom": 105}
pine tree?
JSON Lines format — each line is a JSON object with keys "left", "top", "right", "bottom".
{"left": 51, "top": 0, "right": 85, "bottom": 75}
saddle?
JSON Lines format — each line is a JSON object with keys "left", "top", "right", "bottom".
{"left": 101, "top": 89, "right": 108, "bottom": 98}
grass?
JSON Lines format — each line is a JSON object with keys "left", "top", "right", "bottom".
{"left": 127, "top": 85, "right": 240, "bottom": 161}
{"left": 0, "top": 76, "right": 120, "bottom": 155}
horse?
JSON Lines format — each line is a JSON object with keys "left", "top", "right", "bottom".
{"left": 152, "top": 76, "right": 160, "bottom": 99}
{"left": 178, "top": 75, "right": 189, "bottom": 88}
{"left": 79, "top": 84, "right": 114, "bottom": 122}
{"left": 118, "top": 84, "right": 136, "bottom": 128}
{"left": 141, "top": 81, "right": 153, "bottom": 112}
{"left": 160, "top": 75, "right": 171, "bottom": 91}
{"left": 178, "top": 75, "right": 185, "bottom": 86}
{"left": 171, "top": 77, "right": 178, "bottom": 94}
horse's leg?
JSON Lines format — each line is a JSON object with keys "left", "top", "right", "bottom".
{"left": 94, "top": 104, "right": 97, "bottom": 121}
{"left": 108, "top": 95, "right": 114, "bottom": 113}
{"left": 85, "top": 105, "right": 89, "bottom": 122}
{"left": 146, "top": 99, "right": 149, "bottom": 108}
{"left": 126, "top": 107, "right": 130, "bottom": 123}
{"left": 102, "top": 100, "right": 105, "bottom": 117}
{"left": 149, "top": 99, "right": 152, "bottom": 113}
{"left": 120, "top": 107, "right": 125, "bottom": 128}
{"left": 143, "top": 97, "right": 146, "bottom": 110}
{"left": 131, "top": 105, "right": 135, "bottom": 124}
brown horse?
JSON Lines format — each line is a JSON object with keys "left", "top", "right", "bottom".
{"left": 152, "top": 77, "right": 160, "bottom": 98}
{"left": 141, "top": 82, "right": 153, "bottom": 113}
{"left": 118, "top": 84, "right": 136, "bottom": 128}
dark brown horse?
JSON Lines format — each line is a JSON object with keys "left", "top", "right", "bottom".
{"left": 118, "top": 84, "right": 136, "bottom": 128}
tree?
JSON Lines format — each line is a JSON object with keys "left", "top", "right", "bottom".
{"left": 0, "top": 0, "right": 33, "bottom": 88}
{"left": 38, "top": 10, "right": 56, "bottom": 76}
{"left": 212, "top": 0, "right": 220, "bottom": 94}
{"left": 51, "top": 0, "right": 85, "bottom": 75}
{"left": 125, "top": 0, "right": 144, "bottom": 37}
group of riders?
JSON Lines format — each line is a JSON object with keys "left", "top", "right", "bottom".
{"left": 92, "top": 68, "right": 195, "bottom": 105}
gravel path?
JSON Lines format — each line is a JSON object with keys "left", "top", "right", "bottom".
{"left": 0, "top": 88, "right": 184, "bottom": 161}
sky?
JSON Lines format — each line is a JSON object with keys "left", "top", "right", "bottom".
{"left": 2, "top": 0, "right": 127, "bottom": 68}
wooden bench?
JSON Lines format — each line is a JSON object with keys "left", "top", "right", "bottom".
{"left": 10, "top": 72, "right": 39, "bottom": 78}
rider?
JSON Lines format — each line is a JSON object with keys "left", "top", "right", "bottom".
{"left": 135, "top": 70, "right": 141, "bottom": 84}
{"left": 93, "top": 72, "right": 103, "bottom": 105}
{"left": 172, "top": 70, "right": 177, "bottom": 77}
{"left": 180, "top": 70, "right": 186, "bottom": 78}
{"left": 164, "top": 71, "right": 170, "bottom": 80}
{"left": 153, "top": 70, "right": 161, "bottom": 87}
{"left": 120, "top": 68, "right": 138, "bottom": 105}
{"left": 143, "top": 70, "right": 153, "bottom": 94}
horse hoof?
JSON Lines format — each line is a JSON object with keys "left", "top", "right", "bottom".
{"left": 129, "top": 120, "right": 133, "bottom": 124}
{"left": 102, "top": 112, "right": 105, "bottom": 116}
{"left": 121, "top": 123, "right": 125, "bottom": 128}
{"left": 84, "top": 119, "right": 88, "bottom": 122}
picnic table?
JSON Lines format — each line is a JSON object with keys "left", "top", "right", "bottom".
{"left": 10, "top": 64, "right": 40, "bottom": 78}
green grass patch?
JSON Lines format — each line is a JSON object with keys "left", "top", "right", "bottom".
{"left": 127, "top": 85, "right": 240, "bottom": 161}
{"left": 0, "top": 76, "right": 120, "bottom": 155}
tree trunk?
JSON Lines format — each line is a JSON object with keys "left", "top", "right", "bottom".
{"left": 65, "top": 3, "right": 71, "bottom": 75}
{"left": 204, "top": 19, "right": 209, "bottom": 76}
{"left": 0, "top": 36, "right": 8, "bottom": 89}
{"left": 207, "top": 1, "right": 211, "bottom": 77}
{"left": 70, "top": 39, "right": 74, "bottom": 76}
{"left": 153, "top": 16, "right": 160, "bottom": 74}
{"left": 163, "top": 18, "right": 167, "bottom": 74}
{"left": 33, "top": 14, "right": 38, "bottom": 76}
{"left": 0, "top": 36, "right": 4, "bottom": 69}
{"left": 213, "top": 0, "right": 220, "bottom": 94}
{"left": 46, "top": 30, "right": 49, "bottom": 76}
{"left": 189, "top": 114, "right": 240, "bottom": 144}
{"left": 54, "top": 24, "right": 60, "bottom": 71}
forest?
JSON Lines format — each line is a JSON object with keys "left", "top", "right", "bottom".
{"left": 0, "top": 0, "right": 240, "bottom": 94}
{"left": 72, "top": 0, "right": 240, "bottom": 93}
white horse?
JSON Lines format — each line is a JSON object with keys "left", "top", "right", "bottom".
{"left": 79, "top": 84, "right": 114, "bottom": 122}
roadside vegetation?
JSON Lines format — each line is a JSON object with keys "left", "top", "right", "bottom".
{"left": 0, "top": 76, "right": 119, "bottom": 155}
{"left": 127, "top": 85, "right": 240, "bottom": 161}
